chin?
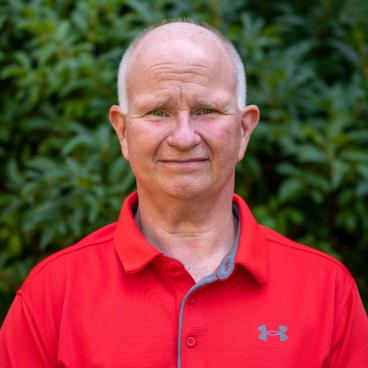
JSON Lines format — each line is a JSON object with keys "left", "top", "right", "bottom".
{"left": 160, "top": 181, "right": 211, "bottom": 200}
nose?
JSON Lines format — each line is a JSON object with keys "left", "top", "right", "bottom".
{"left": 166, "top": 111, "right": 201, "bottom": 151}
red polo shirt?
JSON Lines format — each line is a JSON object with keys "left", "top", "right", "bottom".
{"left": 1, "top": 193, "right": 367, "bottom": 367}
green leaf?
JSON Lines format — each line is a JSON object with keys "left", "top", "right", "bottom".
{"left": 296, "top": 145, "right": 325, "bottom": 163}
{"left": 278, "top": 178, "right": 304, "bottom": 203}
{"left": 330, "top": 160, "right": 349, "bottom": 189}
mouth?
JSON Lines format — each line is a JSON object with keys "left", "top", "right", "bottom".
{"left": 161, "top": 158, "right": 208, "bottom": 163}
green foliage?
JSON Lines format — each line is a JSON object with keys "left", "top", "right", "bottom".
{"left": 1, "top": 0, "right": 367, "bottom": 320}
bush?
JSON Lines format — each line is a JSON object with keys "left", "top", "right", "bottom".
{"left": 1, "top": 0, "right": 367, "bottom": 320}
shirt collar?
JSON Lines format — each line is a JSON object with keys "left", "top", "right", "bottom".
{"left": 232, "top": 194, "right": 268, "bottom": 284}
{"left": 113, "top": 192, "right": 268, "bottom": 284}
{"left": 113, "top": 192, "right": 162, "bottom": 273}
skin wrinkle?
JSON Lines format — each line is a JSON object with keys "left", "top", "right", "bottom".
{"left": 126, "top": 34, "right": 235, "bottom": 108}
{"left": 131, "top": 93, "right": 233, "bottom": 118}
{"left": 148, "top": 62, "right": 209, "bottom": 75}
{"left": 129, "top": 70, "right": 225, "bottom": 108}
{"left": 138, "top": 61, "right": 223, "bottom": 79}
{"left": 130, "top": 71, "right": 234, "bottom": 116}
{"left": 135, "top": 207, "right": 235, "bottom": 237}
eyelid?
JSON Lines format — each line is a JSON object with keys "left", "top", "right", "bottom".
{"left": 194, "top": 108, "right": 217, "bottom": 115}
{"left": 146, "top": 107, "right": 220, "bottom": 117}
{"left": 149, "top": 109, "right": 169, "bottom": 117}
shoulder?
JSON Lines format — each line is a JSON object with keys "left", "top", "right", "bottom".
{"left": 260, "top": 225, "right": 355, "bottom": 283}
{"left": 20, "top": 222, "right": 117, "bottom": 293}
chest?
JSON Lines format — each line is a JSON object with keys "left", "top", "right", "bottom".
{"left": 57, "top": 270, "right": 333, "bottom": 368}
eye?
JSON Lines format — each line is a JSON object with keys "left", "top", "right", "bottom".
{"left": 195, "top": 108, "right": 215, "bottom": 115}
{"left": 150, "top": 110, "right": 168, "bottom": 117}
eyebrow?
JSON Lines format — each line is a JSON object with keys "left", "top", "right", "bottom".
{"left": 193, "top": 97, "right": 230, "bottom": 110}
{"left": 133, "top": 92, "right": 231, "bottom": 112}
{"left": 133, "top": 95, "right": 173, "bottom": 111}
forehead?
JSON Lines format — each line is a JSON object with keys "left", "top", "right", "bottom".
{"left": 126, "top": 33, "right": 237, "bottom": 105}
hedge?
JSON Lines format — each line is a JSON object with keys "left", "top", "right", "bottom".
{"left": 1, "top": 0, "right": 367, "bottom": 321}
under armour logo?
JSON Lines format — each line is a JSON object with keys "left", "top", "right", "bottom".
{"left": 258, "top": 325, "right": 288, "bottom": 342}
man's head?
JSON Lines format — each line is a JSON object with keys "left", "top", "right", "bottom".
{"left": 117, "top": 21, "right": 247, "bottom": 113}
{"left": 109, "top": 21, "right": 259, "bottom": 201}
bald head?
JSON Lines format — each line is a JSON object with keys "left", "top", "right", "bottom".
{"left": 117, "top": 21, "right": 246, "bottom": 113}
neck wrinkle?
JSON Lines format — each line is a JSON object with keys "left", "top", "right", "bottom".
{"left": 134, "top": 188, "right": 237, "bottom": 266}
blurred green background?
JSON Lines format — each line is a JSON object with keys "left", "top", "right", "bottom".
{"left": 1, "top": 0, "right": 367, "bottom": 322}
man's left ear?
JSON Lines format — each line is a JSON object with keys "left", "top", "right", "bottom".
{"left": 238, "top": 104, "right": 260, "bottom": 161}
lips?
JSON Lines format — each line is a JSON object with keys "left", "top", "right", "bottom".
{"left": 160, "top": 158, "right": 208, "bottom": 163}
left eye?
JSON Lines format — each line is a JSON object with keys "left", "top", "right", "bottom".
{"left": 196, "top": 108, "right": 214, "bottom": 115}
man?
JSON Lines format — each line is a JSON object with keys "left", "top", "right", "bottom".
{"left": 1, "top": 21, "right": 367, "bottom": 367}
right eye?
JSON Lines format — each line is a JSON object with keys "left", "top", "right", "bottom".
{"left": 150, "top": 110, "right": 168, "bottom": 117}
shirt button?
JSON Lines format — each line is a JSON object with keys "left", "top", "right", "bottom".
{"left": 186, "top": 336, "right": 196, "bottom": 347}
{"left": 188, "top": 297, "right": 196, "bottom": 305}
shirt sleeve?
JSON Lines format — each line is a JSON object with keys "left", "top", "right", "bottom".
{"left": 0, "top": 293, "right": 57, "bottom": 368}
{"left": 327, "top": 282, "right": 368, "bottom": 367}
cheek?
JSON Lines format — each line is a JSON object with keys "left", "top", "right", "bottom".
{"left": 125, "top": 124, "right": 165, "bottom": 163}
{"left": 203, "top": 122, "right": 241, "bottom": 160}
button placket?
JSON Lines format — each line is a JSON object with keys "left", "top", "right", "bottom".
{"left": 177, "top": 275, "right": 219, "bottom": 368}
{"left": 188, "top": 296, "right": 196, "bottom": 305}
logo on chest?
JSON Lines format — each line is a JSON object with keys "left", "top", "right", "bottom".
{"left": 257, "top": 325, "right": 288, "bottom": 342}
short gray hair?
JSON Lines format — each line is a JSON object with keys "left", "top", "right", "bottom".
{"left": 117, "top": 21, "right": 247, "bottom": 113}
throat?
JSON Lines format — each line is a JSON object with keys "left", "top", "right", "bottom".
{"left": 182, "top": 254, "right": 226, "bottom": 282}
{"left": 135, "top": 207, "right": 238, "bottom": 282}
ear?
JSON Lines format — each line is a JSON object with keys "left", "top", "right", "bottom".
{"left": 109, "top": 105, "right": 130, "bottom": 160}
{"left": 237, "top": 104, "right": 260, "bottom": 161}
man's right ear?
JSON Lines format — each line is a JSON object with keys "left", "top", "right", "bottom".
{"left": 109, "top": 105, "right": 130, "bottom": 161}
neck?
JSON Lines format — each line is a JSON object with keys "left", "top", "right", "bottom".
{"left": 134, "top": 187, "right": 237, "bottom": 281}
